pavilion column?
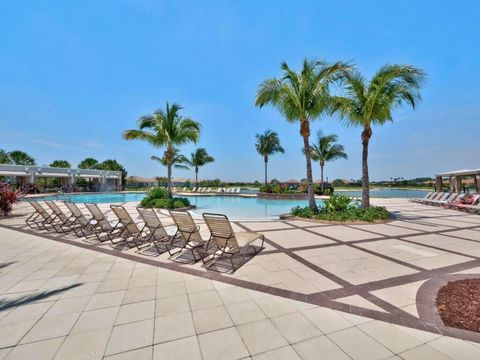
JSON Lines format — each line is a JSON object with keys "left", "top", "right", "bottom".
{"left": 475, "top": 175, "right": 480, "bottom": 193}
{"left": 455, "top": 176, "right": 463, "bottom": 193}
{"left": 435, "top": 176, "right": 443, "bottom": 192}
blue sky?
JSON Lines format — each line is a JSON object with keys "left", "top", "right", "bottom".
{"left": 1, "top": 0, "right": 479, "bottom": 182}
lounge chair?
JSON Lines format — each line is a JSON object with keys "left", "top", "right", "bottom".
{"left": 110, "top": 205, "right": 149, "bottom": 249}
{"left": 25, "top": 201, "right": 56, "bottom": 230}
{"left": 424, "top": 192, "right": 453, "bottom": 206}
{"left": 84, "top": 203, "right": 124, "bottom": 243}
{"left": 169, "top": 210, "right": 211, "bottom": 263}
{"left": 45, "top": 201, "right": 77, "bottom": 233}
{"left": 411, "top": 192, "right": 435, "bottom": 203}
{"left": 235, "top": 188, "right": 240, "bottom": 193}
{"left": 202, "top": 213, "right": 265, "bottom": 273}
{"left": 451, "top": 194, "right": 480, "bottom": 212}
{"left": 63, "top": 202, "right": 98, "bottom": 237}
{"left": 137, "top": 207, "right": 176, "bottom": 253}
{"left": 205, "top": 187, "right": 211, "bottom": 193}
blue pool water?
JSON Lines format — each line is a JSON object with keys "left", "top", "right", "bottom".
{"left": 32, "top": 188, "right": 428, "bottom": 219}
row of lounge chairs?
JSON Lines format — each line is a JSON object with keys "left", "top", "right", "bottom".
{"left": 410, "top": 191, "right": 480, "bottom": 214}
{"left": 174, "top": 187, "right": 241, "bottom": 193}
{"left": 25, "top": 201, "right": 264, "bottom": 273}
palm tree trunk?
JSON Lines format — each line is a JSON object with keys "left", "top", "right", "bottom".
{"left": 300, "top": 119, "right": 318, "bottom": 212}
{"left": 195, "top": 167, "right": 199, "bottom": 187}
{"left": 167, "top": 162, "right": 173, "bottom": 198}
{"left": 361, "top": 126, "right": 372, "bottom": 208}
{"left": 320, "top": 163, "right": 324, "bottom": 193}
{"left": 264, "top": 155, "right": 268, "bottom": 186}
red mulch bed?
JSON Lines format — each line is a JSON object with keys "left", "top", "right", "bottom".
{"left": 436, "top": 278, "right": 480, "bottom": 333}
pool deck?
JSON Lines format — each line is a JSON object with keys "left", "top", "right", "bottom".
{"left": 1, "top": 199, "right": 480, "bottom": 359}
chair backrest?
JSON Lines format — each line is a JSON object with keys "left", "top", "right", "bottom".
{"left": 64, "top": 202, "right": 89, "bottom": 226}
{"left": 202, "top": 213, "right": 238, "bottom": 248}
{"left": 28, "top": 201, "right": 50, "bottom": 220}
{"left": 426, "top": 192, "right": 437, "bottom": 199}
{"left": 169, "top": 210, "right": 203, "bottom": 244}
{"left": 433, "top": 192, "right": 445, "bottom": 200}
{"left": 445, "top": 193, "right": 458, "bottom": 202}
{"left": 137, "top": 207, "right": 168, "bottom": 238}
{"left": 423, "top": 191, "right": 433, "bottom": 199}
{"left": 438, "top": 192, "right": 450, "bottom": 201}
{"left": 85, "top": 203, "right": 112, "bottom": 231}
{"left": 110, "top": 205, "right": 140, "bottom": 235}
{"left": 45, "top": 201, "right": 68, "bottom": 222}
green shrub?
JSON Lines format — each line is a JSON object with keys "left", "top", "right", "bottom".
{"left": 140, "top": 187, "right": 190, "bottom": 209}
{"left": 323, "top": 187, "right": 334, "bottom": 196}
{"left": 291, "top": 202, "right": 390, "bottom": 223}
{"left": 291, "top": 206, "right": 314, "bottom": 218}
{"left": 323, "top": 194, "right": 352, "bottom": 212}
{"left": 147, "top": 187, "right": 169, "bottom": 199}
{"left": 315, "top": 206, "right": 390, "bottom": 222}
{"left": 140, "top": 196, "right": 190, "bottom": 209}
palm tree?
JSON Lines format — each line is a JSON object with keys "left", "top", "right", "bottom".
{"left": 332, "top": 65, "right": 425, "bottom": 208}
{"left": 151, "top": 148, "right": 190, "bottom": 179}
{"left": 255, "top": 59, "right": 349, "bottom": 211}
{"left": 255, "top": 130, "right": 284, "bottom": 186}
{"left": 186, "top": 148, "right": 215, "bottom": 187}
{"left": 50, "top": 160, "right": 71, "bottom": 168}
{"left": 78, "top": 158, "right": 99, "bottom": 169}
{"left": 123, "top": 102, "right": 200, "bottom": 196}
{"left": 8, "top": 151, "right": 36, "bottom": 166}
{"left": 309, "top": 132, "right": 347, "bottom": 193}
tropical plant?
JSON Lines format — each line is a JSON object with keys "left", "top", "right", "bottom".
{"left": 323, "top": 194, "right": 353, "bottom": 212}
{"left": 151, "top": 148, "right": 190, "bottom": 173}
{"left": 309, "top": 132, "right": 347, "bottom": 193}
{"left": 0, "top": 183, "right": 24, "bottom": 216}
{"left": 123, "top": 102, "right": 200, "bottom": 196}
{"left": 0, "top": 149, "right": 12, "bottom": 164}
{"left": 140, "top": 186, "right": 190, "bottom": 209}
{"left": 8, "top": 151, "right": 36, "bottom": 165}
{"left": 332, "top": 65, "right": 425, "bottom": 207}
{"left": 255, "top": 59, "right": 349, "bottom": 211}
{"left": 78, "top": 158, "right": 99, "bottom": 169}
{"left": 49, "top": 160, "right": 71, "bottom": 168}
{"left": 186, "top": 148, "right": 215, "bottom": 187}
{"left": 255, "top": 130, "right": 284, "bottom": 186}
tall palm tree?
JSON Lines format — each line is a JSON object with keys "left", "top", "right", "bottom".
{"left": 310, "top": 132, "right": 347, "bottom": 192}
{"left": 123, "top": 102, "right": 200, "bottom": 196}
{"left": 151, "top": 148, "right": 190, "bottom": 175}
{"left": 255, "top": 59, "right": 349, "bottom": 211}
{"left": 255, "top": 130, "right": 284, "bottom": 186}
{"left": 186, "top": 148, "right": 215, "bottom": 187}
{"left": 332, "top": 65, "right": 425, "bottom": 207}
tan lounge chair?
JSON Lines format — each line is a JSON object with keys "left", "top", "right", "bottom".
{"left": 84, "top": 203, "right": 123, "bottom": 243}
{"left": 110, "top": 205, "right": 148, "bottom": 249}
{"left": 202, "top": 213, "right": 264, "bottom": 273}
{"left": 169, "top": 210, "right": 210, "bottom": 263}
{"left": 45, "top": 201, "right": 77, "bottom": 233}
{"left": 25, "top": 201, "right": 56, "bottom": 230}
{"left": 137, "top": 207, "right": 176, "bottom": 254}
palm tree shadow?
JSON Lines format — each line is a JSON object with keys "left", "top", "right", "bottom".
{"left": 0, "top": 261, "right": 17, "bottom": 269}
{"left": 0, "top": 283, "right": 82, "bottom": 311}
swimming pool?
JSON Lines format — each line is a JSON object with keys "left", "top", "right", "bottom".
{"left": 33, "top": 192, "right": 315, "bottom": 219}
{"left": 31, "top": 188, "right": 428, "bottom": 219}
